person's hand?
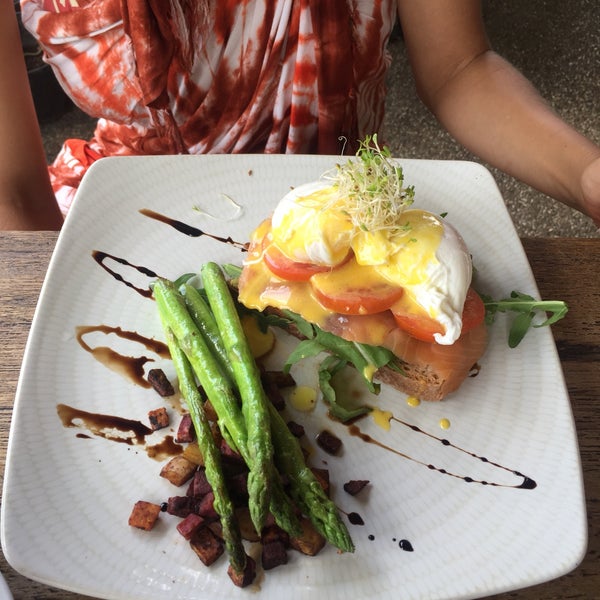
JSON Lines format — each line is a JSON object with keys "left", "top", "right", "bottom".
{"left": 581, "top": 156, "right": 600, "bottom": 228}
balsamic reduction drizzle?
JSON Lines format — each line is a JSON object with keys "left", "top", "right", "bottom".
{"left": 92, "top": 250, "right": 158, "bottom": 298}
{"left": 57, "top": 405, "right": 183, "bottom": 460}
{"left": 139, "top": 208, "right": 248, "bottom": 251}
{"left": 75, "top": 325, "right": 170, "bottom": 389}
{"left": 348, "top": 420, "right": 537, "bottom": 490}
{"left": 57, "top": 403, "right": 152, "bottom": 446}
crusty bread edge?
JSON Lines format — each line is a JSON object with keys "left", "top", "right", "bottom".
{"left": 375, "top": 362, "right": 446, "bottom": 402}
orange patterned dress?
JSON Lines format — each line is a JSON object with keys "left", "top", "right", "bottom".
{"left": 21, "top": 0, "right": 397, "bottom": 214}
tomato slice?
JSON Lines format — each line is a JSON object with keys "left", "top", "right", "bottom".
{"left": 310, "top": 258, "right": 404, "bottom": 315}
{"left": 391, "top": 312, "right": 443, "bottom": 343}
{"left": 391, "top": 287, "right": 486, "bottom": 343}
{"left": 263, "top": 241, "right": 331, "bottom": 282}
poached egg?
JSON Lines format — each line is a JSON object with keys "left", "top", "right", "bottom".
{"left": 268, "top": 181, "right": 472, "bottom": 345}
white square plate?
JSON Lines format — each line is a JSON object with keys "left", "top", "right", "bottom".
{"left": 1, "top": 155, "right": 586, "bottom": 599}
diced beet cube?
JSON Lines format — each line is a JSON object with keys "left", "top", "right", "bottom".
{"left": 316, "top": 429, "right": 342, "bottom": 455}
{"left": 186, "top": 468, "right": 212, "bottom": 498}
{"left": 286, "top": 420, "right": 305, "bottom": 438}
{"left": 176, "top": 513, "right": 205, "bottom": 540}
{"left": 343, "top": 479, "right": 370, "bottom": 496}
{"left": 147, "top": 368, "right": 175, "bottom": 397}
{"left": 261, "top": 540, "right": 288, "bottom": 570}
{"left": 207, "top": 520, "right": 224, "bottom": 540}
{"left": 261, "top": 370, "right": 296, "bottom": 388}
{"left": 175, "top": 413, "right": 195, "bottom": 443}
{"left": 166, "top": 495, "right": 194, "bottom": 518}
{"left": 260, "top": 374, "right": 286, "bottom": 410}
{"left": 219, "top": 438, "right": 244, "bottom": 463}
{"left": 261, "top": 523, "right": 289, "bottom": 547}
{"left": 189, "top": 527, "right": 224, "bottom": 566}
{"left": 227, "top": 471, "right": 249, "bottom": 503}
{"left": 195, "top": 491, "right": 219, "bottom": 520}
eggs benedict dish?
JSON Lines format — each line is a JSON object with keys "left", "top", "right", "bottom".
{"left": 238, "top": 140, "right": 488, "bottom": 401}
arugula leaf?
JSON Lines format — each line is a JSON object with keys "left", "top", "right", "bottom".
{"left": 481, "top": 291, "right": 568, "bottom": 348}
{"left": 284, "top": 338, "right": 328, "bottom": 369}
{"left": 281, "top": 309, "right": 316, "bottom": 339}
{"left": 318, "top": 356, "right": 372, "bottom": 422}
{"left": 221, "top": 263, "right": 242, "bottom": 279}
{"left": 282, "top": 310, "right": 401, "bottom": 394}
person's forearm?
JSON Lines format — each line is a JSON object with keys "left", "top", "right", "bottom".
{"left": 0, "top": 0, "right": 63, "bottom": 230}
{"left": 424, "top": 50, "right": 600, "bottom": 212}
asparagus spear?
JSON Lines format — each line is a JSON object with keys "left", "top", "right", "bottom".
{"left": 196, "top": 266, "right": 353, "bottom": 553}
{"left": 200, "top": 262, "right": 274, "bottom": 535}
{"left": 155, "top": 279, "right": 301, "bottom": 537}
{"left": 153, "top": 279, "right": 248, "bottom": 459}
{"left": 158, "top": 320, "right": 247, "bottom": 573}
{"left": 183, "top": 283, "right": 301, "bottom": 536}
{"left": 180, "top": 283, "right": 231, "bottom": 372}
{"left": 267, "top": 401, "right": 355, "bottom": 553}
{"left": 155, "top": 278, "right": 274, "bottom": 533}
{"left": 155, "top": 275, "right": 352, "bottom": 551}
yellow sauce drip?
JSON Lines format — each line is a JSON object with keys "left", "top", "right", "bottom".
{"left": 363, "top": 363, "right": 377, "bottom": 383}
{"left": 439, "top": 418, "right": 451, "bottom": 430}
{"left": 371, "top": 407, "right": 393, "bottom": 431}
{"left": 240, "top": 315, "right": 275, "bottom": 358}
{"left": 289, "top": 386, "right": 317, "bottom": 412}
{"left": 406, "top": 396, "right": 421, "bottom": 407}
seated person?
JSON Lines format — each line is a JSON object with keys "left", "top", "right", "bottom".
{"left": 3, "top": 0, "right": 600, "bottom": 228}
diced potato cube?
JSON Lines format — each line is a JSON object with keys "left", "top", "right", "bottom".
{"left": 128, "top": 500, "right": 161, "bottom": 531}
{"left": 311, "top": 467, "right": 330, "bottom": 495}
{"left": 228, "top": 555, "right": 256, "bottom": 588}
{"left": 182, "top": 442, "right": 205, "bottom": 466}
{"left": 289, "top": 517, "right": 326, "bottom": 556}
{"left": 148, "top": 407, "right": 169, "bottom": 431}
{"left": 160, "top": 455, "right": 197, "bottom": 486}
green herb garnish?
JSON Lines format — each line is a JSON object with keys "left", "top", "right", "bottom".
{"left": 323, "top": 134, "right": 415, "bottom": 236}
{"left": 481, "top": 291, "right": 568, "bottom": 348}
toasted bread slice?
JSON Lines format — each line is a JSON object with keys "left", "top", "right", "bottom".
{"left": 260, "top": 305, "right": 487, "bottom": 402}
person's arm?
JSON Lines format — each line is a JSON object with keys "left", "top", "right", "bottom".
{"left": 396, "top": 0, "right": 600, "bottom": 226}
{"left": 0, "top": 0, "right": 63, "bottom": 230}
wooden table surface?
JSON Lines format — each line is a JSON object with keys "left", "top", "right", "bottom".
{"left": 0, "top": 232, "right": 598, "bottom": 600}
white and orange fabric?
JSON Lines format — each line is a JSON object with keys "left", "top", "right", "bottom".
{"left": 21, "top": 0, "right": 397, "bottom": 215}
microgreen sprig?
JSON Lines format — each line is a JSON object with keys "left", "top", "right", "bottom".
{"left": 481, "top": 291, "right": 568, "bottom": 348}
{"left": 323, "top": 134, "right": 415, "bottom": 236}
